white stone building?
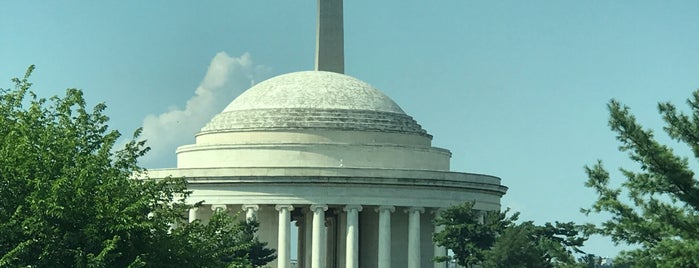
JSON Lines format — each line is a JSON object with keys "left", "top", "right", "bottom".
{"left": 148, "top": 1, "right": 507, "bottom": 268}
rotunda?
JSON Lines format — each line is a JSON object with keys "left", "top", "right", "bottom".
{"left": 148, "top": 1, "right": 507, "bottom": 268}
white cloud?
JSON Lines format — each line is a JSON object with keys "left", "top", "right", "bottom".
{"left": 139, "top": 52, "right": 270, "bottom": 168}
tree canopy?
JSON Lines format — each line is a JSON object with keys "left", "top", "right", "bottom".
{"left": 433, "top": 202, "right": 589, "bottom": 268}
{"left": 0, "top": 66, "right": 274, "bottom": 267}
{"left": 584, "top": 92, "right": 699, "bottom": 267}
{"left": 433, "top": 202, "right": 517, "bottom": 267}
{"left": 484, "top": 221, "right": 588, "bottom": 268}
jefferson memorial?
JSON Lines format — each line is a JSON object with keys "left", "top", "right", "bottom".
{"left": 148, "top": 1, "right": 507, "bottom": 268}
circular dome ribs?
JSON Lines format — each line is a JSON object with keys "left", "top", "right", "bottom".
{"left": 201, "top": 108, "right": 429, "bottom": 137}
{"left": 199, "top": 71, "right": 430, "bottom": 137}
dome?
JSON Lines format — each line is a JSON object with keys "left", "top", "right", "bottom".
{"left": 200, "top": 71, "right": 429, "bottom": 136}
{"left": 224, "top": 71, "right": 404, "bottom": 113}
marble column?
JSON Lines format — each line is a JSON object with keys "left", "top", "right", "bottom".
{"left": 311, "top": 204, "right": 328, "bottom": 268}
{"left": 211, "top": 204, "right": 227, "bottom": 213}
{"left": 276, "top": 205, "right": 294, "bottom": 268}
{"left": 433, "top": 208, "right": 447, "bottom": 268}
{"left": 376, "top": 206, "right": 395, "bottom": 268}
{"left": 324, "top": 215, "right": 334, "bottom": 267}
{"left": 304, "top": 209, "right": 313, "bottom": 268}
{"left": 295, "top": 219, "right": 306, "bottom": 268}
{"left": 188, "top": 207, "right": 199, "bottom": 223}
{"left": 407, "top": 207, "right": 425, "bottom": 268}
{"left": 242, "top": 204, "right": 260, "bottom": 222}
{"left": 344, "top": 205, "right": 362, "bottom": 268}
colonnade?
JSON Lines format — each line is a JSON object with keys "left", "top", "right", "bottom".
{"left": 189, "top": 204, "right": 451, "bottom": 268}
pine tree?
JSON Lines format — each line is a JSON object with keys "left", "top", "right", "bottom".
{"left": 584, "top": 93, "right": 699, "bottom": 267}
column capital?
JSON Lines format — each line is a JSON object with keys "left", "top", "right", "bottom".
{"left": 310, "top": 204, "right": 328, "bottom": 212}
{"left": 343, "top": 205, "right": 363, "bottom": 212}
{"left": 405, "top": 206, "right": 425, "bottom": 214}
{"left": 375, "top": 205, "right": 395, "bottom": 213}
{"left": 242, "top": 204, "right": 260, "bottom": 222}
{"left": 189, "top": 206, "right": 199, "bottom": 212}
{"left": 211, "top": 204, "right": 227, "bottom": 212}
{"left": 275, "top": 204, "right": 295, "bottom": 211}
{"left": 241, "top": 204, "right": 260, "bottom": 212}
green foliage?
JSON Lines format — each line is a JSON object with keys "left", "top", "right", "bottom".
{"left": 434, "top": 202, "right": 589, "bottom": 268}
{"left": 484, "top": 221, "right": 589, "bottom": 268}
{"left": 0, "top": 66, "right": 275, "bottom": 267}
{"left": 584, "top": 92, "right": 699, "bottom": 267}
{"left": 193, "top": 212, "right": 276, "bottom": 267}
{"left": 484, "top": 222, "right": 551, "bottom": 268}
{"left": 432, "top": 202, "right": 518, "bottom": 267}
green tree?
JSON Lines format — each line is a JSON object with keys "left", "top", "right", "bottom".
{"left": 584, "top": 94, "right": 699, "bottom": 267}
{"left": 578, "top": 254, "right": 602, "bottom": 268}
{"left": 179, "top": 212, "right": 276, "bottom": 268}
{"left": 204, "top": 212, "right": 276, "bottom": 267}
{"left": 0, "top": 66, "right": 274, "bottom": 267}
{"left": 434, "top": 202, "right": 588, "bottom": 268}
{"left": 484, "top": 222, "right": 551, "bottom": 268}
{"left": 432, "top": 202, "right": 518, "bottom": 267}
{"left": 484, "top": 221, "right": 588, "bottom": 268}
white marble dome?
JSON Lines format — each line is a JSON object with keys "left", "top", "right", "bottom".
{"left": 201, "top": 71, "right": 429, "bottom": 137}
{"left": 148, "top": 3, "right": 507, "bottom": 267}
{"left": 225, "top": 71, "right": 403, "bottom": 112}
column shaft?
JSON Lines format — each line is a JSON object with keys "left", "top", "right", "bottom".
{"left": 311, "top": 204, "right": 328, "bottom": 268}
{"left": 344, "top": 205, "right": 362, "bottom": 268}
{"left": 377, "top": 206, "right": 394, "bottom": 268}
{"left": 304, "top": 209, "right": 313, "bottom": 268}
{"left": 407, "top": 207, "right": 424, "bottom": 268}
{"left": 276, "top": 205, "right": 294, "bottom": 268}
{"left": 296, "top": 220, "right": 305, "bottom": 268}
{"left": 188, "top": 207, "right": 198, "bottom": 223}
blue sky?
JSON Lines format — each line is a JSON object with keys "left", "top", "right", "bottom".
{"left": 3, "top": 1, "right": 699, "bottom": 257}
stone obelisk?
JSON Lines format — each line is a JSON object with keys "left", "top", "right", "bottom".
{"left": 315, "top": 0, "right": 344, "bottom": 74}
